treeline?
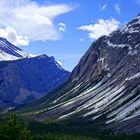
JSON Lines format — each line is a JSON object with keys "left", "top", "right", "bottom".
{"left": 0, "top": 114, "right": 31, "bottom": 140}
{"left": 0, "top": 114, "right": 140, "bottom": 140}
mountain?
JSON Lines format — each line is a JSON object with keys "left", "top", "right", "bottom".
{"left": 19, "top": 13, "right": 140, "bottom": 133}
{"left": 0, "top": 37, "right": 35, "bottom": 61}
{"left": 0, "top": 38, "right": 70, "bottom": 107}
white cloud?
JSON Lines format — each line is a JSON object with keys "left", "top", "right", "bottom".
{"left": 78, "top": 18, "right": 120, "bottom": 40}
{"left": 114, "top": 4, "right": 121, "bottom": 14}
{"left": 58, "top": 22, "right": 66, "bottom": 32}
{"left": 0, "top": 27, "right": 29, "bottom": 46}
{"left": 0, "top": 0, "right": 74, "bottom": 46}
{"left": 101, "top": 4, "right": 107, "bottom": 12}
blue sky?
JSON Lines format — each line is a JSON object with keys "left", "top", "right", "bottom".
{"left": 0, "top": 0, "right": 140, "bottom": 71}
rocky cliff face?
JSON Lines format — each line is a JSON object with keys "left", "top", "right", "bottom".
{"left": 0, "top": 39, "right": 70, "bottom": 107}
{"left": 27, "top": 14, "right": 140, "bottom": 133}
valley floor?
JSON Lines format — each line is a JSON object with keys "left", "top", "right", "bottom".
{"left": 29, "top": 121, "right": 140, "bottom": 140}
{"left": 0, "top": 114, "right": 140, "bottom": 140}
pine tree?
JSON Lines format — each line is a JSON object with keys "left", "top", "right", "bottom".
{"left": 0, "top": 113, "right": 31, "bottom": 140}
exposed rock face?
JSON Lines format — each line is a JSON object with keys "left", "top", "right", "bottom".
{"left": 28, "top": 14, "right": 140, "bottom": 133}
{"left": 0, "top": 39, "right": 70, "bottom": 106}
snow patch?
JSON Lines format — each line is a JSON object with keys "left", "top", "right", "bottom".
{"left": 125, "top": 72, "right": 140, "bottom": 81}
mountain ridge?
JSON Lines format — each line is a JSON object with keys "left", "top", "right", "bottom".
{"left": 0, "top": 37, "right": 70, "bottom": 108}
{"left": 17, "top": 13, "right": 140, "bottom": 133}
{"left": 0, "top": 37, "right": 36, "bottom": 61}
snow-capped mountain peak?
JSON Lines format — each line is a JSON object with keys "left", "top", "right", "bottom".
{"left": 0, "top": 37, "right": 70, "bottom": 106}
{"left": 120, "top": 13, "right": 140, "bottom": 34}
{"left": 0, "top": 37, "right": 36, "bottom": 61}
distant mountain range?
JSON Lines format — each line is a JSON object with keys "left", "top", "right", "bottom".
{"left": 0, "top": 37, "right": 70, "bottom": 108}
{"left": 19, "top": 13, "right": 140, "bottom": 133}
